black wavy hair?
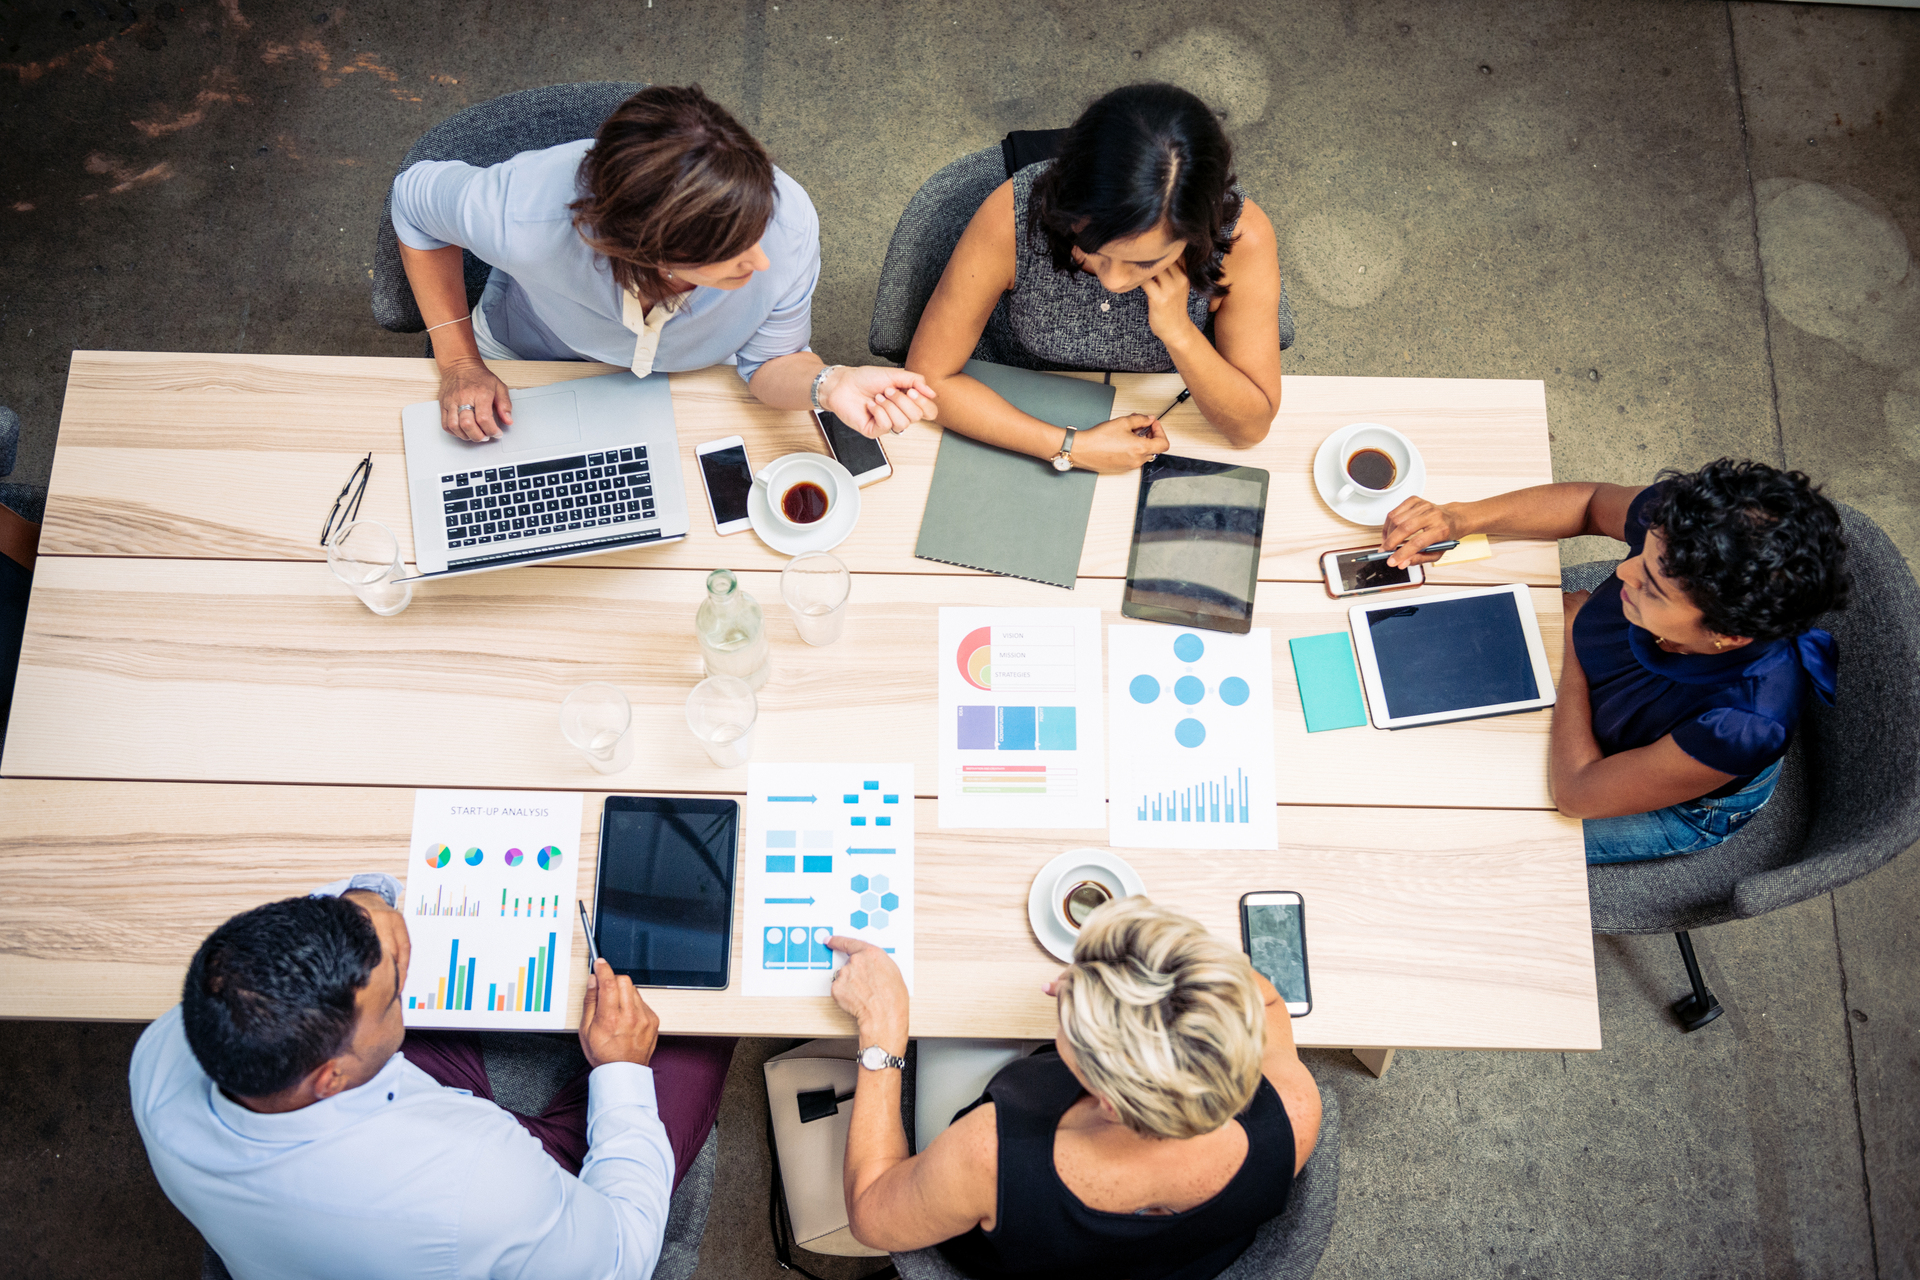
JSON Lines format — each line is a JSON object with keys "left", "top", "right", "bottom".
{"left": 1029, "top": 82, "right": 1241, "bottom": 298}
{"left": 181, "top": 895, "right": 383, "bottom": 1098}
{"left": 1647, "top": 459, "right": 1849, "bottom": 644}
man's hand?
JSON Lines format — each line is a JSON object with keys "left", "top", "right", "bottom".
{"left": 1140, "top": 262, "right": 1196, "bottom": 344}
{"left": 821, "top": 366, "right": 939, "bottom": 437}
{"left": 826, "top": 937, "right": 909, "bottom": 1053}
{"left": 1379, "top": 497, "right": 1467, "bottom": 569}
{"left": 578, "top": 959, "right": 660, "bottom": 1068}
{"left": 1071, "top": 414, "right": 1171, "bottom": 473}
{"left": 439, "top": 358, "right": 516, "bottom": 442}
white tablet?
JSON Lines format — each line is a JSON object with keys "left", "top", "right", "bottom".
{"left": 1347, "top": 584, "right": 1557, "bottom": 729}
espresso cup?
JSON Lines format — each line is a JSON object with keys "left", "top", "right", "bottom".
{"left": 1048, "top": 861, "right": 1124, "bottom": 935}
{"left": 1333, "top": 424, "right": 1415, "bottom": 506}
{"left": 753, "top": 454, "right": 842, "bottom": 531}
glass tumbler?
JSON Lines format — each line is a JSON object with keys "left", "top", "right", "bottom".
{"left": 561, "top": 682, "right": 635, "bottom": 774}
{"left": 326, "top": 520, "right": 412, "bottom": 616}
{"left": 780, "top": 551, "right": 851, "bottom": 646}
{"left": 686, "top": 675, "right": 757, "bottom": 768}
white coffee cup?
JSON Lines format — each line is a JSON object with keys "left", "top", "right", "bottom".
{"left": 1333, "top": 423, "right": 1415, "bottom": 505}
{"left": 1049, "top": 860, "right": 1125, "bottom": 935}
{"left": 753, "top": 454, "right": 842, "bottom": 531}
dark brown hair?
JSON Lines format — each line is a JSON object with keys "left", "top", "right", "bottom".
{"left": 570, "top": 85, "right": 776, "bottom": 301}
{"left": 1030, "top": 82, "right": 1241, "bottom": 298}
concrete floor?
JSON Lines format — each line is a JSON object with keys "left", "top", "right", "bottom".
{"left": 1, "top": 0, "right": 1916, "bottom": 1276}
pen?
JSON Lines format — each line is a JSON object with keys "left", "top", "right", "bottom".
{"left": 1357, "top": 540, "right": 1461, "bottom": 563}
{"left": 577, "top": 900, "right": 600, "bottom": 970}
{"left": 1135, "top": 388, "right": 1190, "bottom": 437}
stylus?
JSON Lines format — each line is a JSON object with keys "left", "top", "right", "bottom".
{"left": 1140, "top": 388, "right": 1191, "bottom": 434}
{"left": 1356, "top": 540, "right": 1460, "bottom": 563}
{"left": 577, "top": 900, "right": 600, "bottom": 970}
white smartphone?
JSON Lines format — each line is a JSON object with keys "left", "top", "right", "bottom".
{"left": 1240, "top": 891, "right": 1311, "bottom": 1017}
{"left": 813, "top": 410, "right": 893, "bottom": 486}
{"left": 1322, "top": 547, "right": 1425, "bottom": 599}
{"left": 695, "top": 435, "right": 754, "bottom": 536}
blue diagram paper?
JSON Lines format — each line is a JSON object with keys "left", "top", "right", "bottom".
{"left": 1106, "top": 627, "right": 1278, "bottom": 850}
{"left": 937, "top": 607, "right": 1107, "bottom": 830}
{"left": 401, "top": 789, "right": 585, "bottom": 1030}
{"left": 744, "top": 763, "right": 916, "bottom": 997}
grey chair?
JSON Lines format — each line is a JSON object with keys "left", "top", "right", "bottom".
{"left": 0, "top": 405, "right": 42, "bottom": 758}
{"left": 201, "top": 1032, "right": 718, "bottom": 1280}
{"left": 1565, "top": 501, "right": 1920, "bottom": 1030}
{"left": 890, "top": 1082, "right": 1341, "bottom": 1280}
{"left": 868, "top": 146, "right": 1296, "bottom": 368}
{"left": 371, "top": 81, "right": 646, "bottom": 335}
{"left": 0, "top": 406, "right": 46, "bottom": 525}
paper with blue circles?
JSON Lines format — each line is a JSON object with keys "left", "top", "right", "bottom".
{"left": 1107, "top": 627, "right": 1279, "bottom": 849}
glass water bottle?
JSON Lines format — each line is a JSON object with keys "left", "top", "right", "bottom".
{"left": 696, "top": 569, "right": 771, "bottom": 690}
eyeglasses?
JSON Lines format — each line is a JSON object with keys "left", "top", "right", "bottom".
{"left": 321, "top": 453, "right": 372, "bottom": 547}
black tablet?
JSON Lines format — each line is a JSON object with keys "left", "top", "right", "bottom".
{"left": 593, "top": 797, "right": 739, "bottom": 989}
{"left": 1121, "top": 453, "right": 1270, "bottom": 634}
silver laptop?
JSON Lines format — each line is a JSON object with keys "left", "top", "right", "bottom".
{"left": 400, "top": 370, "right": 689, "bottom": 579}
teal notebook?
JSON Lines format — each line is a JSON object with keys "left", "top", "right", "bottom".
{"left": 1289, "top": 632, "right": 1370, "bottom": 732}
{"left": 913, "top": 360, "right": 1117, "bottom": 589}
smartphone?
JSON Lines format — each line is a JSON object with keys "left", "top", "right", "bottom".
{"left": 813, "top": 410, "right": 893, "bottom": 487}
{"left": 1240, "top": 891, "right": 1311, "bottom": 1017}
{"left": 695, "top": 436, "right": 754, "bottom": 535}
{"left": 1322, "top": 547, "right": 1425, "bottom": 599}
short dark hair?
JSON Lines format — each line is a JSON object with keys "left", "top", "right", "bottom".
{"left": 1029, "top": 82, "right": 1242, "bottom": 298}
{"left": 181, "top": 896, "right": 383, "bottom": 1097}
{"left": 570, "top": 84, "right": 776, "bottom": 301}
{"left": 1648, "top": 458, "right": 1849, "bottom": 643}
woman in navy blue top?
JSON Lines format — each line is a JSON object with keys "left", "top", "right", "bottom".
{"left": 1378, "top": 459, "right": 1848, "bottom": 863}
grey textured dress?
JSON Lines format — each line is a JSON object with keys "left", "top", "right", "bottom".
{"left": 974, "top": 160, "right": 1293, "bottom": 373}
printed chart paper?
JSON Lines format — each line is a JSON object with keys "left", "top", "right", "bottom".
{"left": 744, "top": 764, "right": 915, "bottom": 997}
{"left": 1107, "top": 627, "right": 1278, "bottom": 850}
{"left": 937, "top": 608, "right": 1106, "bottom": 830}
{"left": 400, "top": 790, "right": 585, "bottom": 1030}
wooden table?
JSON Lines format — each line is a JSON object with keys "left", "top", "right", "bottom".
{"left": 0, "top": 353, "right": 1601, "bottom": 1067}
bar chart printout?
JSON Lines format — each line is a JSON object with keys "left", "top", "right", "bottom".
{"left": 400, "top": 790, "right": 583, "bottom": 1029}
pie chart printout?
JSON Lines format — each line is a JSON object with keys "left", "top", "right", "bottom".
{"left": 537, "top": 846, "right": 563, "bottom": 871}
{"left": 503, "top": 848, "right": 524, "bottom": 867}
{"left": 424, "top": 844, "right": 451, "bottom": 869}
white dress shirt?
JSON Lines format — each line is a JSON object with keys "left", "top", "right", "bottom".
{"left": 129, "top": 876, "right": 675, "bottom": 1279}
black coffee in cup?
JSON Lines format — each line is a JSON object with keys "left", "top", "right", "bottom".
{"left": 780, "top": 481, "right": 830, "bottom": 524}
{"left": 1345, "top": 447, "right": 1397, "bottom": 491}
{"left": 1062, "top": 880, "right": 1113, "bottom": 928}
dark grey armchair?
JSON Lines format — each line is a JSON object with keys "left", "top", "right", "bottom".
{"left": 0, "top": 405, "right": 45, "bottom": 525}
{"left": 1565, "top": 502, "right": 1920, "bottom": 1030}
{"left": 371, "top": 82, "right": 646, "bottom": 334}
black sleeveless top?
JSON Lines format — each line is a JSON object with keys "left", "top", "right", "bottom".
{"left": 937, "top": 1051, "right": 1296, "bottom": 1280}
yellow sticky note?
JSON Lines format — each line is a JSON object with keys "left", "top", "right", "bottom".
{"left": 1436, "top": 533, "right": 1492, "bottom": 565}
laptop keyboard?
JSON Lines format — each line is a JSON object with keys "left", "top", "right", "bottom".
{"left": 440, "top": 447, "right": 655, "bottom": 549}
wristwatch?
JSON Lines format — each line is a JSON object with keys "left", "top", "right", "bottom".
{"left": 810, "top": 364, "right": 843, "bottom": 413}
{"left": 1050, "top": 427, "right": 1077, "bottom": 473}
{"left": 858, "top": 1044, "right": 907, "bottom": 1072}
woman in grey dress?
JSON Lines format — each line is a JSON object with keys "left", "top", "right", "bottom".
{"left": 907, "top": 83, "right": 1286, "bottom": 474}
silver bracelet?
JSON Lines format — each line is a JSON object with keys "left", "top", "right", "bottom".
{"left": 424, "top": 312, "right": 472, "bottom": 334}
{"left": 810, "top": 364, "right": 843, "bottom": 413}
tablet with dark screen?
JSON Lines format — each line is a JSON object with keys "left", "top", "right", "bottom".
{"left": 1346, "top": 584, "right": 1557, "bottom": 729}
{"left": 593, "top": 797, "right": 738, "bottom": 989}
{"left": 1121, "top": 454, "right": 1270, "bottom": 634}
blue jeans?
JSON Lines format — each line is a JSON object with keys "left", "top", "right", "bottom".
{"left": 1583, "top": 760, "right": 1782, "bottom": 865}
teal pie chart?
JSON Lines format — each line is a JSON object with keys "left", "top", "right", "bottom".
{"left": 464, "top": 847, "right": 484, "bottom": 866}
{"left": 537, "top": 846, "right": 563, "bottom": 871}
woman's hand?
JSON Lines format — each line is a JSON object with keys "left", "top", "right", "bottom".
{"left": 439, "top": 358, "right": 515, "bottom": 442}
{"left": 1140, "top": 262, "right": 1196, "bottom": 344}
{"left": 827, "top": 936, "right": 910, "bottom": 1050}
{"left": 822, "top": 366, "right": 939, "bottom": 437}
{"left": 1071, "top": 414, "right": 1171, "bottom": 474}
{"left": 1379, "top": 496, "right": 1467, "bottom": 569}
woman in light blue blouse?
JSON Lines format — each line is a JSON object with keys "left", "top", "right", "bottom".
{"left": 392, "top": 84, "right": 933, "bottom": 442}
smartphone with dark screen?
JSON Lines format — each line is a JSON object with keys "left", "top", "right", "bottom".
{"left": 1321, "top": 547, "right": 1425, "bottom": 599}
{"left": 695, "top": 436, "right": 753, "bottom": 535}
{"left": 592, "top": 797, "right": 739, "bottom": 989}
{"left": 813, "top": 411, "right": 893, "bottom": 486}
{"left": 1240, "top": 891, "right": 1311, "bottom": 1016}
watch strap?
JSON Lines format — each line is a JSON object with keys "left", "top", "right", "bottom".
{"left": 859, "top": 1045, "right": 908, "bottom": 1071}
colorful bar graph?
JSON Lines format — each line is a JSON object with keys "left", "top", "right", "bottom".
{"left": 542, "top": 931, "right": 556, "bottom": 1012}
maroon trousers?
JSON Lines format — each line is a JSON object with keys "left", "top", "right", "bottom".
{"left": 402, "top": 1032, "right": 734, "bottom": 1190}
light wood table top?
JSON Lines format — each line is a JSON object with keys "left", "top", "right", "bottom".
{"left": 4, "top": 351, "right": 1599, "bottom": 1053}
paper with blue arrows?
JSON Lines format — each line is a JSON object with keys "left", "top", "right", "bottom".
{"left": 744, "top": 762, "right": 916, "bottom": 997}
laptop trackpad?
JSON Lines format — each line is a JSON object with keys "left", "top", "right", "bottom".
{"left": 499, "top": 390, "right": 582, "bottom": 457}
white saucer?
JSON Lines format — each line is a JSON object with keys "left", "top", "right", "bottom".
{"left": 1026, "top": 848, "right": 1148, "bottom": 963}
{"left": 1313, "top": 424, "right": 1427, "bottom": 528}
{"left": 747, "top": 454, "right": 862, "bottom": 555}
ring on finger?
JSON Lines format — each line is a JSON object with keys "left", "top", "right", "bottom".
{"left": 457, "top": 403, "right": 476, "bottom": 412}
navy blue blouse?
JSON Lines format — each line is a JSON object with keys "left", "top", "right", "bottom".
{"left": 1570, "top": 484, "right": 1837, "bottom": 797}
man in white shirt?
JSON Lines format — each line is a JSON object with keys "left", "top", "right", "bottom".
{"left": 129, "top": 873, "right": 728, "bottom": 1279}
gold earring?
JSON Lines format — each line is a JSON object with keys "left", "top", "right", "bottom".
{"left": 1713, "top": 638, "right": 1728, "bottom": 650}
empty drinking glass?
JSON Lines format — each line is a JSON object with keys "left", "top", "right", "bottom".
{"left": 686, "top": 675, "right": 757, "bottom": 768}
{"left": 780, "top": 551, "right": 851, "bottom": 646}
{"left": 561, "top": 682, "right": 635, "bottom": 774}
{"left": 326, "top": 520, "right": 412, "bottom": 616}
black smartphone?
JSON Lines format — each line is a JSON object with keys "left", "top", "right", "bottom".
{"left": 592, "top": 797, "right": 739, "bottom": 989}
{"left": 695, "top": 436, "right": 754, "bottom": 535}
{"left": 1240, "top": 891, "right": 1311, "bottom": 1016}
{"left": 813, "top": 410, "right": 893, "bottom": 486}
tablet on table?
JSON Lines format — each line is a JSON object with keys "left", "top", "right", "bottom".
{"left": 1347, "top": 584, "right": 1557, "bottom": 729}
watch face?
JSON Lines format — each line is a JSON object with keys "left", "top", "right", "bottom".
{"left": 860, "top": 1046, "right": 884, "bottom": 1069}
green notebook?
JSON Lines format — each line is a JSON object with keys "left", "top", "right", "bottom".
{"left": 1288, "top": 631, "right": 1370, "bottom": 732}
{"left": 913, "top": 360, "right": 1117, "bottom": 589}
